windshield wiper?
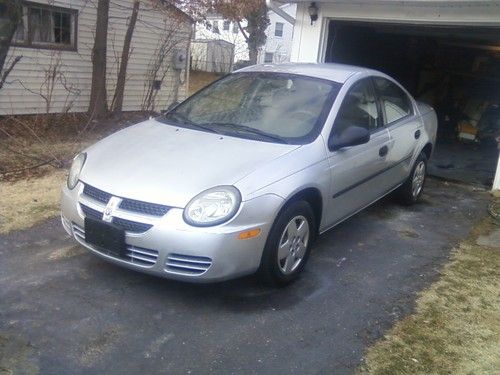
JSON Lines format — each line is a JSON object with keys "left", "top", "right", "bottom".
{"left": 163, "top": 112, "right": 222, "bottom": 134}
{"left": 200, "top": 122, "right": 289, "bottom": 144}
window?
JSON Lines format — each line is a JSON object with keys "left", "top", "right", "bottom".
{"left": 275, "top": 22, "right": 284, "bottom": 37}
{"left": 3, "top": 2, "right": 77, "bottom": 50}
{"left": 0, "top": 3, "right": 11, "bottom": 39}
{"left": 223, "top": 20, "right": 230, "bottom": 31}
{"left": 0, "top": 3, "right": 24, "bottom": 42}
{"left": 334, "top": 79, "right": 380, "bottom": 135}
{"left": 264, "top": 52, "right": 274, "bottom": 63}
{"left": 232, "top": 22, "right": 238, "bottom": 34}
{"left": 212, "top": 20, "right": 219, "bottom": 34}
{"left": 373, "top": 77, "right": 412, "bottom": 124}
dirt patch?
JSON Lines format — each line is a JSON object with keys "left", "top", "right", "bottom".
{"left": 79, "top": 329, "right": 120, "bottom": 367}
{"left": 398, "top": 229, "right": 420, "bottom": 239}
{"left": 0, "top": 334, "right": 38, "bottom": 375}
{"left": 48, "top": 245, "right": 85, "bottom": 260}
{"left": 0, "top": 170, "right": 66, "bottom": 233}
{"left": 360, "top": 215, "right": 500, "bottom": 374}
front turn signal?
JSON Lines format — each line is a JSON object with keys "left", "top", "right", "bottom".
{"left": 237, "top": 228, "right": 261, "bottom": 240}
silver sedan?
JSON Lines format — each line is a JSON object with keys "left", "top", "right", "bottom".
{"left": 61, "top": 63, "right": 437, "bottom": 285}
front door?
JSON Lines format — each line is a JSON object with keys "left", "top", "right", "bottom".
{"left": 324, "top": 78, "right": 392, "bottom": 228}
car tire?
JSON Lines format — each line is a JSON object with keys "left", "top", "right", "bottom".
{"left": 259, "top": 200, "right": 316, "bottom": 286}
{"left": 397, "top": 151, "right": 427, "bottom": 205}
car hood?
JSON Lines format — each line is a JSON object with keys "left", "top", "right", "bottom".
{"left": 80, "top": 118, "right": 300, "bottom": 207}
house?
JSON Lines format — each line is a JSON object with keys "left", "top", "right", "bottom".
{"left": 0, "top": 0, "right": 193, "bottom": 115}
{"left": 194, "top": 15, "right": 249, "bottom": 63}
{"left": 268, "top": 0, "right": 500, "bottom": 191}
{"left": 257, "top": 3, "right": 297, "bottom": 64}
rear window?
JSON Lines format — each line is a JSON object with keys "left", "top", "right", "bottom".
{"left": 373, "top": 77, "right": 412, "bottom": 124}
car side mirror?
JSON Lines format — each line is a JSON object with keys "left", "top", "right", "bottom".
{"left": 329, "top": 126, "right": 370, "bottom": 151}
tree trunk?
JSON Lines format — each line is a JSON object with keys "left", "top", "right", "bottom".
{"left": 88, "top": 0, "right": 110, "bottom": 117}
{"left": 243, "top": 6, "right": 268, "bottom": 65}
{"left": 0, "top": 0, "right": 22, "bottom": 74}
{"left": 248, "top": 48, "right": 258, "bottom": 65}
{"left": 111, "top": 0, "right": 139, "bottom": 114}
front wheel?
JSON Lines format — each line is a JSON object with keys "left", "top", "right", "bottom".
{"left": 397, "top": 152, "right": 427, "bottom": 205}
{"left": 259, "top": 201, "right": 315, "bottom": 286}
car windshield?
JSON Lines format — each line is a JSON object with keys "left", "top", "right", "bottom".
{"left": 159, "top": 72, "right": 341, "bottom": 144}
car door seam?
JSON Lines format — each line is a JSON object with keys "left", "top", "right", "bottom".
{"left": 331, "top": 155, "right": 412, "bottom": 199}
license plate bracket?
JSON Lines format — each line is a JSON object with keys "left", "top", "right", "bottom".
{"left": 84, "top": 218, "right": 126, "bottom": 257}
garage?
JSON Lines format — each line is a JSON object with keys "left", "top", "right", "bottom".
{"left": 323, "top": 21, "right": 500, "bottom": 187}
{"left": 283, "top": 0, "right": 500, "bottom": 190}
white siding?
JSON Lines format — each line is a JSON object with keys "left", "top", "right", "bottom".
{"left": 1, "top": 0, "right": 192, "bottom": 115}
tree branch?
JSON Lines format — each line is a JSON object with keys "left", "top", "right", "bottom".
{"left": 0, "top": 55, "right": 22, "bottom": 90}
{"left": 237, "top": 21, "right": 249, "bottom": 42}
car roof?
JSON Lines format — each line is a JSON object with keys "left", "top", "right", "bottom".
{"left": 236, "top": 63, "right": 376, "bottom": 84}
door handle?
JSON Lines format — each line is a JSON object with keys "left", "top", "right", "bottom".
{"left": 415, "top": 129, "right": 421, "bottom": 139}
{"left": 379, "top": 145, "right": 388, "bottom": 157}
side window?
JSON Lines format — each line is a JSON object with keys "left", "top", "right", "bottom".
{"left": 275, "top": 22, "right": 284, "bottom": 37}
{"left": 333, "top": 79, "right": 379, "bottom": 135}
{"left": 373, "top": 77, "right": 412, "bottom": 124}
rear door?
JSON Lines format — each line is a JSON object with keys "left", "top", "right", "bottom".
{"left": 373, "top": 77, "right": 423, "bottom": 186}
{"left": 324, "top": 78, "right": 392, "bottom": 227}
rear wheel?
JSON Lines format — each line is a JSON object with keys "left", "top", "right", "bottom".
{"left": 397, "top": 152, "right": 427, "bottom": 205}
{"left": 260, "top": 201, "right": 315, "bottom": 286}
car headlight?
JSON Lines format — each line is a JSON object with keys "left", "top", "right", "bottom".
{"left": 67, "top": 152, "right": 86, "bottom": 190}
{"left": 184, "top": 186, "right": 241, "bottom": 226}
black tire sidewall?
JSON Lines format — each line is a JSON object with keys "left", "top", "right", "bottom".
{"left": 260, "top": 201, "right": 315, "bottom": 286}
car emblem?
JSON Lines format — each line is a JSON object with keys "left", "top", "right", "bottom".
{"left": 102, "top": 197, "right": 122, "bottom": 222}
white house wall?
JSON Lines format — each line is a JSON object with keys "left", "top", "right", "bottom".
{"left": 1, "top": 0, "right": 191, "bottom": 115}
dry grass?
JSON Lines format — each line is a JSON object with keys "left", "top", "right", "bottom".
{"left": 0, "top": 112, "right": 146, "bottom": 182}
{"left": 0, "top": 169, "right": 66, "bottom": 233}
{"left": 360, "top": 216, "right": 500, "bottom": 375}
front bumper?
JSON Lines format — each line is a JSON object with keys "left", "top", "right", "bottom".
{"left": 60, "top": 182, "right": 283, "bottom": 282}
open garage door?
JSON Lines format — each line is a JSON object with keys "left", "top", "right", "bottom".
{"left": 324, "top": 21, "right": 500, "bottom": 187}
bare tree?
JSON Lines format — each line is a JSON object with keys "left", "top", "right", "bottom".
{"left": 88, "top": 0, "right": 110, "bottom": 117}
{"left": 141, "top": 15, "right": 189, "bottom": 113}
{"left": 111, "top": 0, "right": 140, "bottom": 114}
{"left": 183, "top": 0, "right": 269, "bottom": 65}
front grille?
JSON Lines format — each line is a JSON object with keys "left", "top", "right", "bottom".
{"left": 165, "top": 253, "right": 212, "bottom": 276}
{"left": 112, "top": 217, "right": 153, "bottom": 233}
{"left": 71, "top": 223, "right": 158, "bottom": 266}
{"left": 82, "top": 183, "right": 171, "bottom": 218}
{"left": 83, "top": 184, "right": 111, "bottom": 204}
{"left": 120, "top": 198, "right": 170, "bottom": 217}
{"left": 80, "top": 204, "right": 102, "bottom": 220}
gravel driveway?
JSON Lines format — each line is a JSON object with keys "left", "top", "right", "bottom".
{"left": 0, "top": 179, "right": 489, "bottom": 374}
